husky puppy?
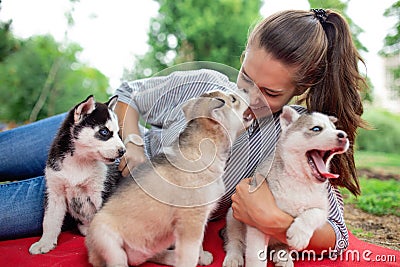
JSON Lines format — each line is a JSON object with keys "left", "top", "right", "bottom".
{"left": 223, "top": 106, "right": 350, "bottom": 267}
{"left": 85, "top": 90, "right": 252, "bottom": 267}
{"left": 29, "top": 95, "right": 126, "bottom": 255}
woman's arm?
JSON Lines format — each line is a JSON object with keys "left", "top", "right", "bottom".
{"left": 114, "top": 101, "right": 146, "bottom": 177}
{"left": 231, "top": 176, "right": 336, "bottom": 253}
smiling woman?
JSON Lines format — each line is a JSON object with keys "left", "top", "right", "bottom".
{"left": 239, "top": 49, "right": 298, "bottom": 115}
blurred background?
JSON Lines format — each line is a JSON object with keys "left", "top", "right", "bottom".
{"left": 0, "top": 0, "right": 399, "bottom": 248}
{"left": 1, "top": 0, "right": 399, "bottom": 152}
{"left": 1, "top": 0, "right": 400, "bottom": 121}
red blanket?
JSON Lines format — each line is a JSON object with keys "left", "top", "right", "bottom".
{"left": 1, "top": 219, "right": 398, "bottom": 266}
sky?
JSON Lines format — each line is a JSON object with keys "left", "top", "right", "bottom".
{"left": 1, "top": 0, "right": 398, "bottom": 111}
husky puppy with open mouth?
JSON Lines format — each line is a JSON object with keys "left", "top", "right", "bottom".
{"left": 29, "top": 95, "right": 126, "bottom": 255}
{"left": 223, "top": 106, "right": 350, "bottom": 267}
{"left": 85, "top": 89, "right": 253, "bottom": 267}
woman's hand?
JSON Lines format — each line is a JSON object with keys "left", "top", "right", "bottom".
{"left": 118, "top": 143, "right": 146, "bottom": 177}
{"left": 231, "top": 174, "right": 294, "bottom": 242}
{"left": 114, "top": 101, "right": 146, "bottom": 177}
{"left": 232, "top": 175, "right": 337, "bottom": 252}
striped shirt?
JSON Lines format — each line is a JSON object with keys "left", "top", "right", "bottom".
{"left": 115, "top": 69, "right": 348, "bottom": 254}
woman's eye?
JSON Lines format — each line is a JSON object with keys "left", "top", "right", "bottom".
{"left": 262, "top": 88, "right": 279, "bottom": 97}
{"left": 99, "top": 128, "right": 110, "bottom": 137}
{"left": 311, "top": 126, "right": 323, "bottom": 132}
{"left": 240, "top": 72, "right": 254, "bottom": 85}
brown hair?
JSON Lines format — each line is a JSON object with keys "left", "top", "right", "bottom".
{"left": 248, "top": 10, "right": 367, "bottom": 196}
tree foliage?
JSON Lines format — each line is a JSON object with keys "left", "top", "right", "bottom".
{"left": 0, "top": 20, "right": 19, "bottom": 62}
{"left": 0, "top": 31, "right": 109, "bottom": 123}
{"left": 125, "top": 0, "right": 371, "bottom": 101}
{"left": 125, "top": 0, "right": 262, "bottom": 79}
{"left": 0, "top": 0, "right": 109, "bottom": 124}
{"left": 382, "top": 0, "right": 400, "bottom": 97}
{"left": 382, "top": 1, "right": 400, "bottom": 53}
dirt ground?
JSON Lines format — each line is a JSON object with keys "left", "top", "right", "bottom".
{"left": 344, "top": 169, "right": 400, "bottom": 251}
{"left": 345, "top": 204, "right": 400, "bottom": 251}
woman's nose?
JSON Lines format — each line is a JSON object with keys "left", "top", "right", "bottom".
{"left": 251, "top": 91, "right": 268, "bottom": 106}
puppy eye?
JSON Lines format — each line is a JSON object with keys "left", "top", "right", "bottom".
{"left": 311, "top": 126, "right": 323, "bottom": 132}
{"left": 99, "top": 128, "right": 110, "bottom": 137}
{"left": 231, "top": 95, "right": 237, "bottom": 103}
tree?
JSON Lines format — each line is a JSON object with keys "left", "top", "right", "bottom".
{"left": 0, "top": 0, "right": 111, "bottom": 124}
{"left": 0, "top": 20, "right": 19, "bottom": 62}
{"left": 124, "top": 0, "right": 262, "bottom": 79}
{"left": 382, "top": 0, "right": 400, "bottom": 97}
{"left": 0, "top": 34, "right": 109, "bottom": 123}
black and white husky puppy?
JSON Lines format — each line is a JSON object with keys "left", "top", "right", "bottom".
{"left": 29, "top": 95, "right": 125, "bottom": 255}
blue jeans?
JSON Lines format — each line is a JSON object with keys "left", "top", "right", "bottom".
{"left": 0, "top": 114, "right": 66, "bottom": 240}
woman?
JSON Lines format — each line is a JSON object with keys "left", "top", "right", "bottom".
{"left": 229, "top": 9, "right": 366, "bottom": 254}
{"left": 0, "top": 9, "right": 366, "bottom": 256}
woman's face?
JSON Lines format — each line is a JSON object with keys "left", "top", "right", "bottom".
{"left": 237, "top": 46, "right": 300, "bottom": 118}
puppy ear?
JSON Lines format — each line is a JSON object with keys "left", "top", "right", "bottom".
{"left": 210, "top": 97, "right": 226, "bottom": 122}
{"left": 106, "top": 95, "right": 118, "bottom": 111}
{"left": 182, "top": 97, "right": 226, "bottom": 121}
{"left": 280, "top": 106, "right": 300, "bottom": 131}
{"left": 181, "top": 98, "right": 197, "bottom": 120}
{"left": 74, "top": 95, "right": 96, "bottom": 124}
{"left": 329, "top": 115, "right": 337, "bottom": 123}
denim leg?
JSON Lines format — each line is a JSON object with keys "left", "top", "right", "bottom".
{"left": 0, "top": 176, "right": 46, "bottom": 240}
{"left": 0, "top": 113, "right": 66, "bottom": 181}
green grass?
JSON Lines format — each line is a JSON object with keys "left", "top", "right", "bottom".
{"left": 350, "top": 228, "right": 375, "bottom": 238}
{"left": 356, "top": 108, "right": 400, "bottom": 154}
{"left": 341, "top": 150, "right": 400, "bottom": 217}
{"left": 355, "top": 150, "right": 400, "bottom": 174}
{"left": 341, "top": 177, "right": 400, "bottom": 216}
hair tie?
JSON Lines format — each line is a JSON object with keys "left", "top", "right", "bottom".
{"left": 311, "top": 8, "right": 328, "bottom": 24}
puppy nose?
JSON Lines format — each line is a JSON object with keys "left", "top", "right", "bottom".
{"left": 118, "top": 147, "right": 126, "bottom": 157}
{"left": 337, "top": 131, "right": 347, "bottom": 139}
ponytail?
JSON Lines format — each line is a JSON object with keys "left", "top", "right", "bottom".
{"left": 304, "top": 10, "right": 367, "bottom": 196}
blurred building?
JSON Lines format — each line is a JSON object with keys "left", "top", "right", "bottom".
{"left": 379, "top": 54, "right": 400, "bottom": 113}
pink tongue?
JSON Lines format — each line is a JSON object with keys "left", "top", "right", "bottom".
{"left": 310, "top": 151, "right": 339, "bottom": 179}
{"left": 244, "top": 108, "right": 255, "bottom": 120}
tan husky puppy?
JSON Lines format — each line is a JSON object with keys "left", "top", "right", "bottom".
{"left": 85, "top": 89, "right": 252, "bottom": 267}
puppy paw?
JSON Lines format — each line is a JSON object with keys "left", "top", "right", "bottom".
{"left": 78, "top": 223, "right": 89, "bottom": 236}
{"left": 222, "top": 253, "right": 244, "bottom": 267}
{"left": 274, "top": 258, "right": 294, "bottom": 267}
{"left": 273, "top": 250, "right": 293, "bottom": 267}
{"left": 286, "top": 223, "right": 312, "bottom": 251}
{"left": 199, "top": 250, "right": 213, "bottom": 265}
{"left": 29, "top": 240, "right": 56, "bottom": 254}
